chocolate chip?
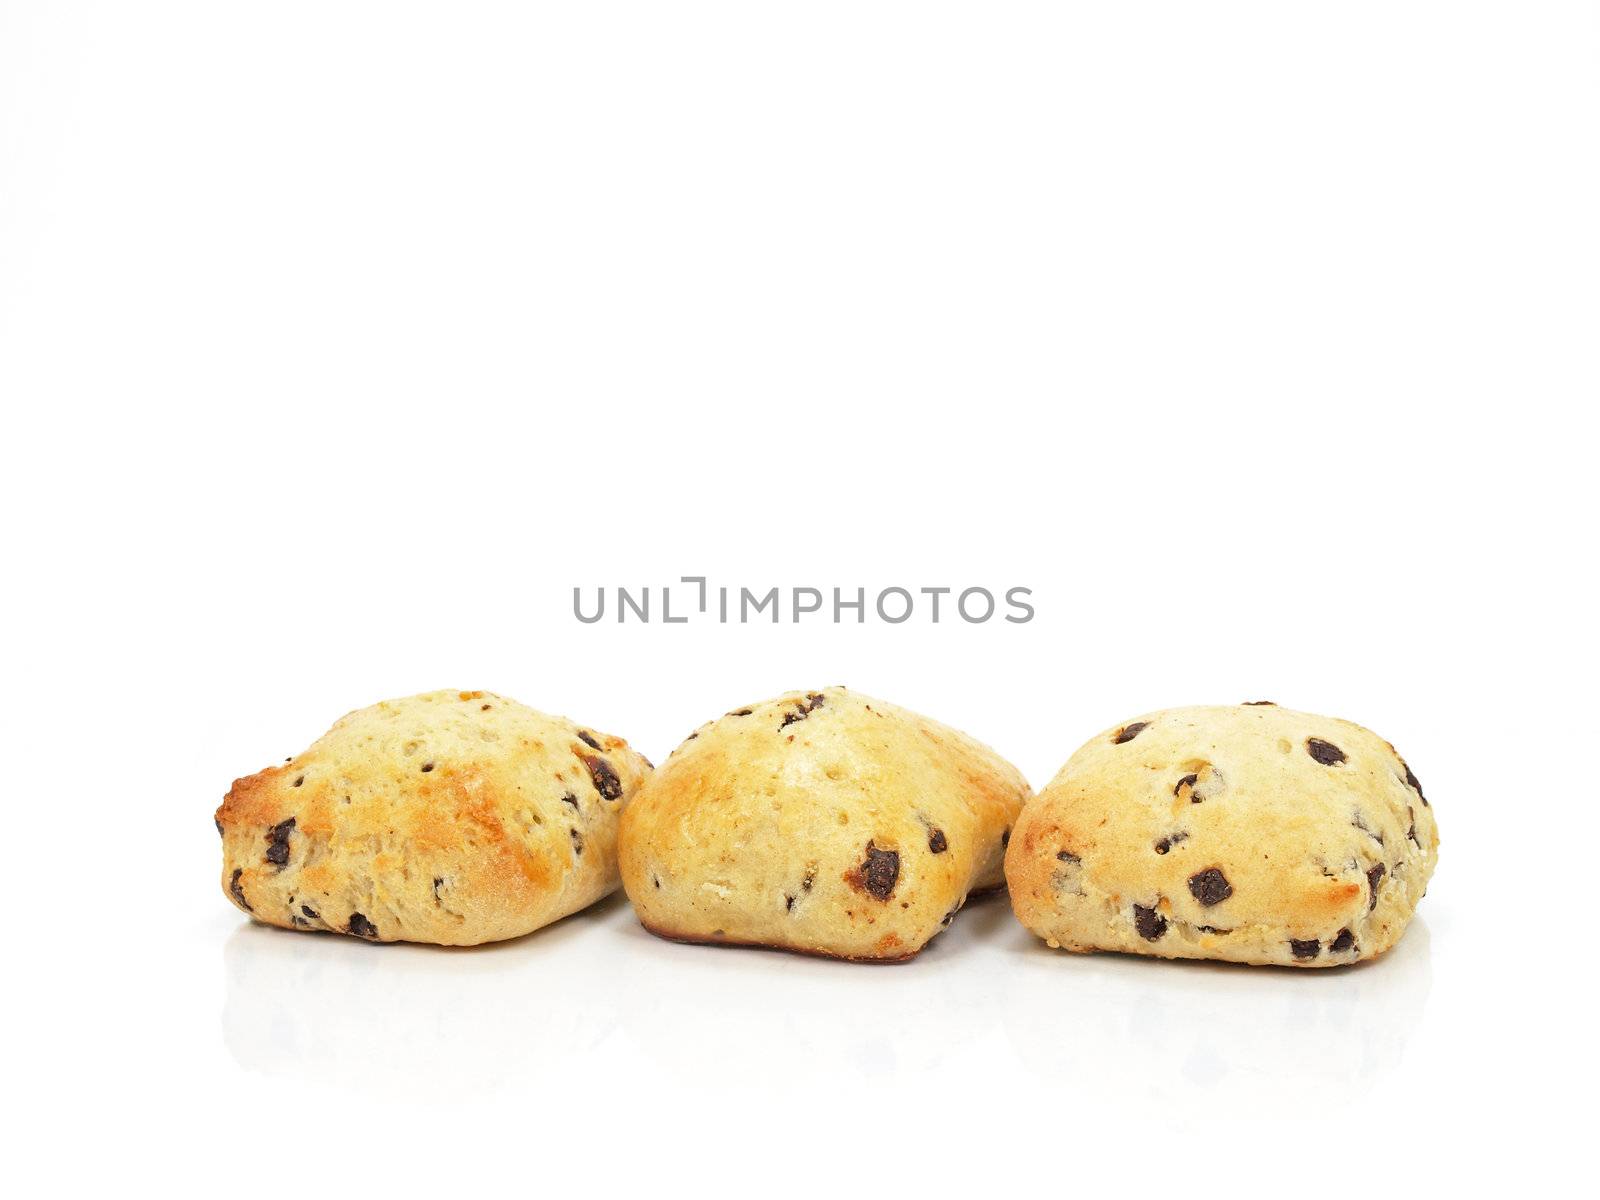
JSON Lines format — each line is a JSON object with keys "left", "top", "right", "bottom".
{"left": 432, "top": 877, "right": 444, "bottom": 902}
{"left": 264, "top": 817, "right": 295, "bottom": 866}
{"left": 570, "top": 828, "right": 584, "bottom": 855}
{"left": 1188, "top": 867, "right": 1233, "bottom": 906}
{"left": 1402, "top": 762, "right": 1428, "bottom": 806}
{"left": 1173, "top": 773, "right": 1198, "bottom": 797}
{"left": 1290, "top": 938, "right": 1321, "bottom": 960}
{"left": 301, "top": 905, "right": 318, "bottom": 919}
{"left": 778, "top": 692, "right": 826, "bottom": 729}
{"left": 1330, "top": 927, "right": 1356, "bottom": 952}
{"left": 861, "top": 843, "right": 900, "bottom": 900}
{"left": 928, "top": 828, "right": 948, "bottom": 854}
{"left": 579, "top": 753, "right": 623, "bottom": 800}
{"left": 849, "top": 841, "right": 900, "bottom": 901}
{"left": 1001, "top": 828, "right": 1011, "bottom": 849}
{"left": 420, "top": 762, "right": 435, "bottom": 773}
{"left": 1367, "top": 863, "right": 1386, "bottom": 910}
{"left": 347, "top": 912, "right": 378, "bottom": 939}
{"left": 215, "top": 816, "right": 224, "bottom": 837}
{"left": 730, "top": 708, "right": 753, "bottom": 717}
{"left": 561, "top": 792, "right": 580, "bottom": 811}
{"left": 1154, "top": 832, "right": 1189, "bottom": 855}
{"left": 1306, "top": 738, "right": 1346, "bottom": 766}
{"left": 577, "top": 730, "right": 602, "bottom": 750}
{"left": 1114, "top": 721, "right": 1149, "bottom": 745}
{"left": 1133, "top": 904, "right": 1167, "bottom": 940}
{"left": 229, "top": 868, "right": 252, "bottom": 913}
{"left": 1407, "top": 808, "right": 1420, "bottom": 847}
{"left": 1243, "top": 700, "right": 1277, "bottom": 706}
{"left": 1056, "top": 850, "right": 1081, "bottom": 864}
{"left": 293, "top": 775, "right": 304, "bottom": 788}
{"left": 784, "top": 895, "right": 795, "bottom": 912}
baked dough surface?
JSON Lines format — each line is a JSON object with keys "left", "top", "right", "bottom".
{"left": 216, "top": 690, "right": 650, "bottom": 946}
{"left": 1006, "top": 703, "right": 1438, "bottom": 967}
{"left": 619, "top": 687, "right": 1028, "bottom": 962}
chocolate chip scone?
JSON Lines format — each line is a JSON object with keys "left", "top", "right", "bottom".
{"left": 216, "top": 690, "right": 651, "bottom": 946}
{"left": 1006, "top": 703, "right": 1439, "bottom": 967}
{"left": 618, "top": 687, "right": 1028, "bottom": 962}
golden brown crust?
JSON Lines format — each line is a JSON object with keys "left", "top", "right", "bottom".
{"left": 637, "top": 919, "right": 923, "bottom": 964}
{"left": 216, "top": 690, "right": 650, "bottom": 946}
{"left": 1006, "top": 704, "right": 1439, "bottom": 968}
{"left": 619, "top": 687, "right": 1027, "bottom": 961}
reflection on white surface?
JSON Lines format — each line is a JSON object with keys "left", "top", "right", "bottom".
{"left": 222, "top": 894, "right": 631, "bottom": 1096}
{"left": 1003, "top": 917, "right": 1433, "bottom": 1119}
{"left": 603, "top": 889, "right": 1022, "bottom": 1084}
{"left": 224, "top": 889, "right": 1429, "bottom": 1107}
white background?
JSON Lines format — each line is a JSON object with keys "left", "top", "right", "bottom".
{"left": 3, "top": 2, "right": 1595, "bottom": 1194}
